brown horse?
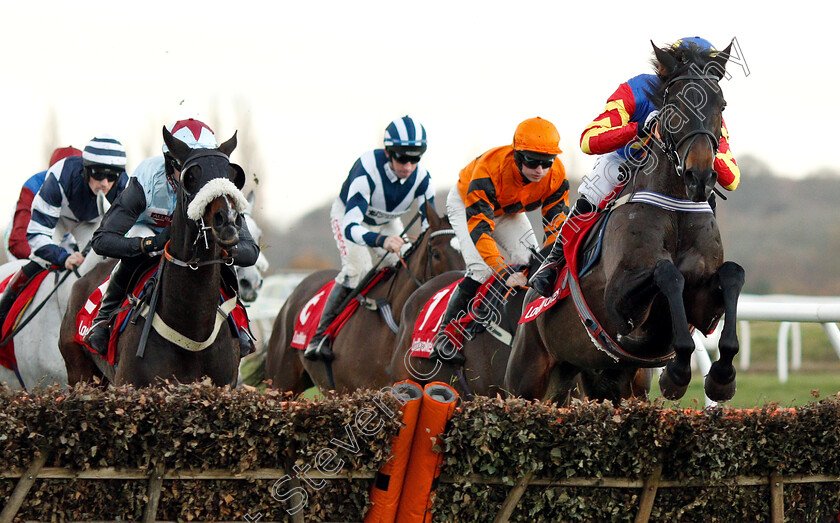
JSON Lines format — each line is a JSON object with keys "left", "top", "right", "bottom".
{"left": 60, "top": 127, "right": 249, "bottom": 387}
{"left": 506, "top": 41, "right": 745, "bottom": 404}
{"left": 264, "top": 204, "right": 463, "bottom": 393}
{"left": 388, "top": 250, "right": 547, "bottom": 398}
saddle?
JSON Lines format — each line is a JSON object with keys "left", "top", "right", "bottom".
{"left": 520, "top": 211, "right": 609, "bottom": 323}
{"left": 0, "top": 270, "right": 51, "bottom": 370}
{"left": 408, "top": 275, "right": 512, "bottom": 359}
{"left": 290, "top": 268, "right": 395, "bottom": 350}
{"left": 75, "top": 259, "right": 251, "bottom": 363}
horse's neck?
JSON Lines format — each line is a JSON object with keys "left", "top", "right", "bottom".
{"left": 634, "top": 152, "right": 689, "bottom": 200}
{"left": 380, "top": 240, "right": 429, "bottom": 318}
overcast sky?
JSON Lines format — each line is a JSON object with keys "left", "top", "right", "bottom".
{"left": 1, "top": 1, "right": 837, "bottom": 231}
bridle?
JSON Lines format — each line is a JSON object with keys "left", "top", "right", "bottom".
{"left": 165, "top": 149, "right": 238, "bottom": 270}
{"left": 659, "top": 74, "right": 721, "bottom": 177}
{"left": 397, "top": 227, "right": 456, "bottom": 289}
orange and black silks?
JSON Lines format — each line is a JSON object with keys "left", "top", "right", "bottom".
{"left": 456, "top": 145, "right": 569, "bottom": 273}
{"left": 364, "top": 381, "right": 424, "bottom": 523}
{"left": 395, "top": 382, "right": 459, "bottom": 522}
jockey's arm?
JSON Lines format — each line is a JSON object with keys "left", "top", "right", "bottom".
{"left": 26, "top": 173, "right": 72, "bottom": 268}
{"left": 715, "top": 119, "right": 740, "bottom": 191}
{"left": 91, "top": 178, "right": 149, "bottom": 259}
{"left": 228, "top": 217, "right": 260, "bottom": 267}
{"left": 580, "top": 82, "right": 640, "bottom": 155}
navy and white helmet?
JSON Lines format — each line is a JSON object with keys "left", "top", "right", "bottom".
{"left": 384, "top": 116, "right": 427, "bottom": 158}
{"left": 82, "top": 134, "right": 127, "bottom": 169}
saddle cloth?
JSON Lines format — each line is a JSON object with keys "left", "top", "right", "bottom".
{"left": 0, "top": 271, "right": 51, "bottom": 370}
{"left": 408, "top": 276, "right": 505, "bottom": 359}
{"left": 75, "top": 268, "right": 250, "bottom": 363}
{"left": 519, "top": 210, "right": 605, "bottom": 324}
{"left": 290, "top": 269, "right": 394, "bottom": 350}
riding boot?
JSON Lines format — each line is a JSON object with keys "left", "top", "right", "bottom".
{"left": 0, "top": 262, "right": 44, "bottom": 332}
{"left": 529, "top": 197, "right": 597, "bottom": 298}
{"left": 304, "top": 283, "right": 353, "bottom": 362}
{"left": 85, "top": 263, "right": 132, "bottom": 356}
{"left": 429, "top": 277, "right": 481, "bottom": 365}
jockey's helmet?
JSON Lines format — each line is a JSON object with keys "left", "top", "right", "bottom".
{"left": 384, "top": 115, "right": 427, "bottom": 160}
{"left": 513, "top": 117, "right": 562, "bottom": 156}
{"left": 162, "top": 118, "right": 217, "bottom": 155}
{"left": 49, "top": 146, "right": 82, "bottom": 168}
{"left": 673, "top": 37, "right": 717, "bottom": 54}
{"left": 81, "top": 134, "right": 127, "bottom": 180}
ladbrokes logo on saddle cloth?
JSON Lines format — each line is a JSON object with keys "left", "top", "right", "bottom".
{"left": 291, "top": 269, "right": 393, "bottom": 350}
{"left": 409, "top": 277, "right": 504, "bottom": 359}
{"left": 520, "top": 211, "right": 604, "bottom": 323}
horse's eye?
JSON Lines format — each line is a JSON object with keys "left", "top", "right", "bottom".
{"left": 721, "top": 101, "right": 727, "bottom": 112}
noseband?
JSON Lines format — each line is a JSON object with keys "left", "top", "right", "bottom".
{"left": 660, "top": 74, "right": 721, "bottom": 176}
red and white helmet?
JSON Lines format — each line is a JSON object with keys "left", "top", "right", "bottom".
{"left": 161, "top": 118, "right": 217, "bottom": 154}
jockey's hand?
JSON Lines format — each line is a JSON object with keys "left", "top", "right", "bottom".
{"left": 505, "top": 271, "right": 528, "bottom": 289}
{"left": 382, "top": 235, "right": 405, "bottom": 253}
{"left": 638, "top": 110, "right": 660, "bottom": 138}
{"left": 141, "top": 226, "right": 171, "bottom": 254}
{"left": 64, "top": 252, "right": 84, "bottom": 271}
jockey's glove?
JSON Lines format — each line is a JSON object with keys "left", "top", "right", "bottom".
{"left": 637, "top": 110, "right": 660, "bottom": 138}
{"left": 140, "top": 226, "right": 171, "bottom": 254}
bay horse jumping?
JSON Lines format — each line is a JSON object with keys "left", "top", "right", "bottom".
{"left": 264, "top": 204, "right": 463, "bottom": 394}
{"left": 59, "top": 127, "right": 250, "bottom": 387}
{"left": 506, "top": 41, "right": 745, "bottom": 404}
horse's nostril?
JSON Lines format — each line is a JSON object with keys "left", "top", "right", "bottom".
{"left": 239, "top": 279, "right": 251, "bottom": 290}
{"left": 214, "top": 211, "right": 226, "bottom": 228}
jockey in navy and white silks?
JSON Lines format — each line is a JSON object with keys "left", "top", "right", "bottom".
{"left": 27, "top": 136, "right": 128, "bottom": 269}
{"left": 305, "top": 115, "right": 435, "bottom": 361}
{"left": 0, "top": 135, "right": 129, "bottom": 333}
{"left": 85, "top": 119, "right": 260, "bottom": 356}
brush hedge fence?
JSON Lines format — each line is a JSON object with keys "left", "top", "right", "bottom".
{"left": 1, "top": 383, "right": 839, "bottom": 522}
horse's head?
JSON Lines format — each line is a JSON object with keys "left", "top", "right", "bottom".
{"left": 162, "top": 126, "right": 249, "bottom": 256}
{"left": 237, "top": 191, "right": 269, "bottom": 302}
{"left": 422, "top": 202, "right": 464, "bottom": 276}
{"left": 652, "top": 40, "right": 732, "bottom": 202}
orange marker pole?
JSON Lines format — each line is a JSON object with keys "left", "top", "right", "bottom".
{"left": 364, "top": 381, "right": 424, "bottom": 523}
{"left": 395, "top": 382, "right": 459, "bottom": 523}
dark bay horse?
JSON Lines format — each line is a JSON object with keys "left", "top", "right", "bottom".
{"left": 60, "top": 127, "right": 249, "bottom": 387}
{"left": 388, "top": 250, "right": 548, "bottom": 398}
{"left": 506, "top": 41, "right": 745, "bottom": 404}
{"left": 264, "top": 204, "right": 463, "bottom": 393}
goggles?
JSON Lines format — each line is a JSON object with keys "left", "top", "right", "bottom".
{"left": 517, "top": 151, "right": 555, "bottom": 170}
{"left": 87, "top": 167, "right": 123, "bottom": 182}
{"left": 390, "top": 151, "right": 422, "bottom": 165}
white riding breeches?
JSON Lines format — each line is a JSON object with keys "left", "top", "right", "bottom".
{"left": 446, "top": 186, "right": 536, "bottom": 283}
{"left": 577, "top": 150, "right": 628, "bottom": 206}
{"left": 330, "top": 199, "right": 403, "bottom": 289}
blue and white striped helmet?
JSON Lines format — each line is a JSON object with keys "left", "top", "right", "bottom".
{"left": 82, "top": 134, "right": 127, "bottom": 168}
{"left": 384, "top": 116, "right": 427, "bottom": 155}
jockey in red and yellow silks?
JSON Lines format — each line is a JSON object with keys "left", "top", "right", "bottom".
{"left": 530, "top": 36, "right": 740, "bottom": 299}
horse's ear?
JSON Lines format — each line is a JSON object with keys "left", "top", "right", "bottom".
{"left": 709, "top": 41, "right": 733, "bottom": 80}
{"left": 162, "top": 126, "right": 191, "bottom": 164}
{"left": 246, "top": 190, "right": 256, "bottom": 210}
{"left": 424, "top": 201, "right": 441, "bottom": 230}
{"left": 652, "top": 40, "right": 677, "bottom": 74}
{"left": 219, "top": 131, "right": 238, "bottom": 157}
{"left": 230, "top": 164, "right": 246, "bottom": 190}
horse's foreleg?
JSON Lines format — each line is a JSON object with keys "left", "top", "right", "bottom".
{"left": 704, "top": 261, "right": 745, "bottom": 402}
{"left": 505, "top": 324, "right": 554, "bottom": 400}
{"left": 652, "top": 260, "right": 696, "bottom": 400}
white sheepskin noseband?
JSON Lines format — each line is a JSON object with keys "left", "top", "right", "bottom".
{"left": 186, "top": 178, "right": 249, "bottom": 220}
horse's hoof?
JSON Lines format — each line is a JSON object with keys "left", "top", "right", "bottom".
{"left": 704, "top": 373, "right": 736, "bottom": 402}
{"left": 658, "top": 369, "right": 690, "bottom": 400}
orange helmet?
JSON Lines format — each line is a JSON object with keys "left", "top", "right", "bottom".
{"left": 513, "top": 117, "right": 562, "bottom": 155}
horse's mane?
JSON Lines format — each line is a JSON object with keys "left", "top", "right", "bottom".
{"left": 647, "top": 44, "right": 720, "bottom": 109}
{"left": 401, "top": 227, "right": 429, "bottom": 261}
